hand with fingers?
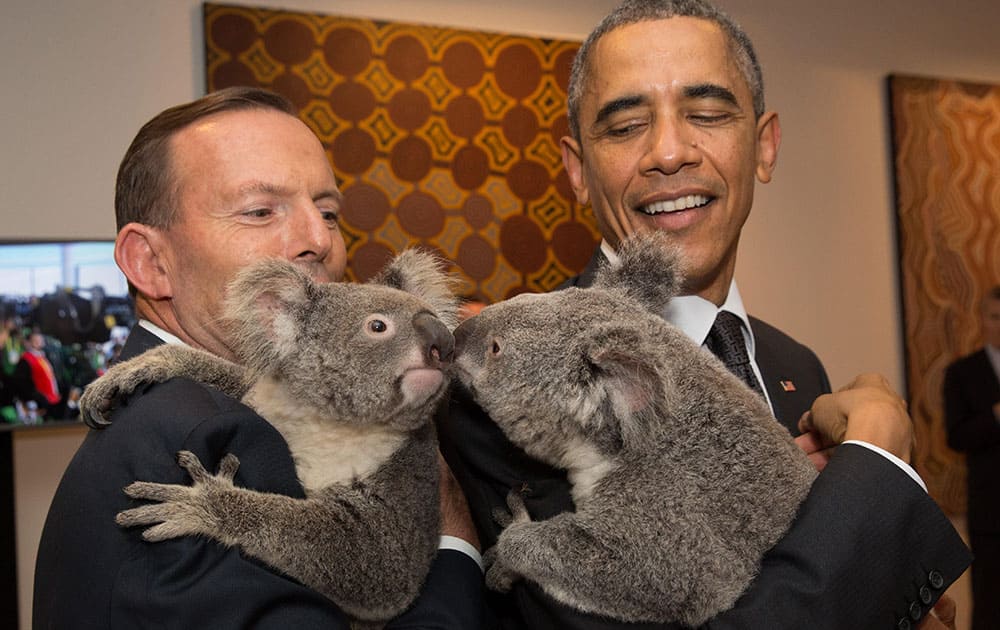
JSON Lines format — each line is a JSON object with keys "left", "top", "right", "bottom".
{"left": 796, "top": 373, "right": 915, "bottom": 468}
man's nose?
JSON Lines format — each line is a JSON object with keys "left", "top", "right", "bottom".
{"left": 290, "top": 205, "right": 333, "bottom": 262}
{"left": 640, "top": 117, "right": 700, "bottom": 175}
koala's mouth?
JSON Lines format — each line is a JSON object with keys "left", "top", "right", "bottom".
{"left": 400, "top": 367, "right": 447, "bottom": 406}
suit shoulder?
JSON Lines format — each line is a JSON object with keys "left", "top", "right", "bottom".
{"left": 946, "top": 348, "right": 987, "bottom": 373}
{"left": 749, "top": 316, "right": 823, "bottom": 364}
{"left": 109, "top": 376, "right": 269, "bottom": 438}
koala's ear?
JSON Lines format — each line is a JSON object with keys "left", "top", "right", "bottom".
{"left": 372, "top": 248, "right": 460, "bottom": 329}
{"left": 223, "top": 259, "right": 315, "bottom": 367}
{"left": 583, "top": 324, "right": 668, "bottom": 451}
{"left": 594, "top": 231, "right": 684, "bottom": 315}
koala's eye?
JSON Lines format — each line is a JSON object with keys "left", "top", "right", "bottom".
{"left": 363, "top": 314, "right": 394, "bottom": 338}
{"left": 490, "top": 340, "right": 502, "bottom": 356}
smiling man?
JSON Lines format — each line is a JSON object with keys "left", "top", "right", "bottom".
{"left": 437, "top": 1, "right": 970, "bottom": 628}
{"left": 561, "top": 14, "right": 774, "bottom": 307}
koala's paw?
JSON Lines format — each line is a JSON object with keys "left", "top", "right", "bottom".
{"left": 78, "top": 374, "right": 126, "bottom": 428}
{"left": 116, "top": 451, "right": 240, "bottom": 542}
{"left": 483, "top": 546, "right": 518, "bottom": 593}
{"left": 79, "top": 357, "right": 171, "bottom": 428}
{"left": 493, "top": 487, "right": 532, "bottom": 529}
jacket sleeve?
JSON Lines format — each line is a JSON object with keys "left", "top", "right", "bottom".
{"left": 46, "top": 376, "right": 478, "bottom": 630}
{"left": 391, "top": 549, "right": 485, "bottom": 629}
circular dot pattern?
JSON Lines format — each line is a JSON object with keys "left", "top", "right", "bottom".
{"left": 206, "top": 6, "right": 599, "bottom": 302}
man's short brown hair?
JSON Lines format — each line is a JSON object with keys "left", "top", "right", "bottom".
{"left": 114, "top": 87, "right": 296, "bottom": 231}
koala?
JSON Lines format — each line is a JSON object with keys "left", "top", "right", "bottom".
{"left": 79, "top": 250, "right": 459, "bottom": 628}
{"left": 451, "top": 231, "right": 817, "bottom": 626}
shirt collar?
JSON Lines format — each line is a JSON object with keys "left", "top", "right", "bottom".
{"left": 138, "top": 319, "right": 187, "bottom": 346}
{"left": 985, "top": 344, "right": 1000, "bottom": 378}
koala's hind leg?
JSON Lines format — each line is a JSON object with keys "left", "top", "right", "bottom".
{"left": 487, "top": 513, "right": 645, "bottom": 622}
{"left": 119, "top": 428, "right": 440, "bottom": 626}
{"left": 298, "top": 425, "right": 441, "bottom": 623}
{"left": 80, "top": 345, "right": 248, "bottom": 427}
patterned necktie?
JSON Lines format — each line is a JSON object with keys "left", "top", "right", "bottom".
{"left": 704, "top": 310, "right": 766, "bottom": 399}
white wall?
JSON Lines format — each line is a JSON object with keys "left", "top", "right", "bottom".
{"left": 5, "top": 1, "right": 999, "bottom": 627}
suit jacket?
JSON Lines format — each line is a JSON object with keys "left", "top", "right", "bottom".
{"left": 943, "top": 348, "right": 1000, "bottom": 533}
{"left": 436, "top": 250, "right": 970, "bottom": 629}
{"left": 34, "top": 325, "right": 483, "bottom": 629}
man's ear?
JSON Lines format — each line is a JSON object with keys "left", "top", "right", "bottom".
{"left": 114, "top": 222, "right": 173, "bottom": 299}
{"left": 583, "top": 325, "right": 667, "bottom": 450}
{"left": 560, "top": 135, "right": 591, "bottom": 206}
{"left": 755, "top": 111, "right": 781, "bottom": 184}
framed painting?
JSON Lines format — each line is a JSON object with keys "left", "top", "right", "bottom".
{"left": 204, "top": 3, "right": 599, "bottom": 304}
{"left": 889, "top": 74, "right": 1000, "bottom": 514}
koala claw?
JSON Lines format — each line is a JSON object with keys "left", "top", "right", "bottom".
{"left": 174, "top": 450, "right": 239, "bottom": 485}
{"left": 79, "top": 384, "right": 118, "bottom": 429}
{"left": 492, "top": 506, "right": 514, "bottom": 529}
{"left": 123, "top": 480, "right": 191, "bottom": 503}
{"left": 492, "top": 487, "right": 533, "bottom": 529}
{"left": 505, "top": 489, "right": 531, "bottom": 525}
{"left": 484, "top": 551, "right": 518, "bottom": 593}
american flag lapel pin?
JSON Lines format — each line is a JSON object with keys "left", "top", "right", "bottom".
{"left": 780, "top": 380, "right": 796, "bottom": 392}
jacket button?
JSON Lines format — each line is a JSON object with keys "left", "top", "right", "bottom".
{"left": 909, "top": 601, "right": 923, "bottom": 621}
{"left": 928, "top": 570, "right": 944, "bottom": 589}
{"left": 897, "top": 618, "right": 911, "bottom": 630}
{"left": 920, "top": 585, "right": 932, "bottom": 604}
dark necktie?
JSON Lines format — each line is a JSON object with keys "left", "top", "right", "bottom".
{"left": 704, "top": 310, "right": 766, "bottom": 398}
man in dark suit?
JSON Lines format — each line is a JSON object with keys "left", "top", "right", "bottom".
{"left": 33, "top": 87, "right": 483, "bottom": 629}
{"left": 436, "top": 1, "right": 970, "bottom": 628}
{"left": 943, "top": 285, "right": 1000, "bottom": 630}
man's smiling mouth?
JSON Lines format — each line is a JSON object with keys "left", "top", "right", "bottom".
{"left": 640, "top": 194, "right": 711, "bottom": 215}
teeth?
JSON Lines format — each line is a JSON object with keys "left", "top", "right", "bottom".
{"left": 643, "top": 195, "right": 709, "bottom": 215}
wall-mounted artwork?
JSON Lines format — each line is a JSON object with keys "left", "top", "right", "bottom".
{"left": 888, "top": 74, "right": 1000, "bottom": 514}
{"left": 204, "top": 3, "right": 599, "bottom": 303}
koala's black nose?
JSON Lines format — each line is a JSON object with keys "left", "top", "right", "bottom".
{"left": 413, "top": 311, "right": 454, "bottom": 367}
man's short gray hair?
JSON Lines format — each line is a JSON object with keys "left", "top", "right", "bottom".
{"left": 566, "top": 0, "right": 765, "bottom": 141}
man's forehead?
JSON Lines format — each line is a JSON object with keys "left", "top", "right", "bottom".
{"left": 584, "top": 17, "right": 747, "bottom": 103}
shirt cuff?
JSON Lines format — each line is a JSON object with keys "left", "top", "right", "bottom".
{"left": 438, "top": 535, "right": 484, "bottom": 573}
{"left": 842, "top": 439, "right": 928, "bottom": 493}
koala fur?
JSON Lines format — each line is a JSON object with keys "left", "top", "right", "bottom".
{"left": 451, "top": 232, "right": 817, "bottom": 626}
{"left": 80, "top": 250, "right": 458, "bottom": 628}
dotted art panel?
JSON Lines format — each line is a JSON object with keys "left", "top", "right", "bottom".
{"left": 204, "top": 3, "right": 600, "bottom": 302}
{"left": 889, "top": 74, "right": 1000, "bottom": 515}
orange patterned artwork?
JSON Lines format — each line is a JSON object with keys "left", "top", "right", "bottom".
{"left": 204, "top": 3, "right": 599, "bottom": 303}
{"left": 889, "top": 74, "right": 1000, "bottom": 514}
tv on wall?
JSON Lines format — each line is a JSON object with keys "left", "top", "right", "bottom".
{"left": 0, "top": 240, "right": 134, "bottom": 430}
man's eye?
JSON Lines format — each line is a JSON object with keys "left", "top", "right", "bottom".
{"left": 606, "top": 123, "right": 644, "bottom": 137}
{"left": 244, "top": 208, "right": 273, "bottom": 218}
{"left": 689, "top": 113, "right": 731, "bottom": 125}
{"left": 319, "top": 210, "right": 340, "bottom": 226}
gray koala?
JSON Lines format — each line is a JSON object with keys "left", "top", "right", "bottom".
{"left": 451, "top": 231, "right": 817, "bottom": 626}
{"left": 79, "top": 250, "right": 459, "bottom": 628}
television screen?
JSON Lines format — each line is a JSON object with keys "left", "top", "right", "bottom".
{"left": 0, "top": 241, "right": 135, "bottom": 430}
